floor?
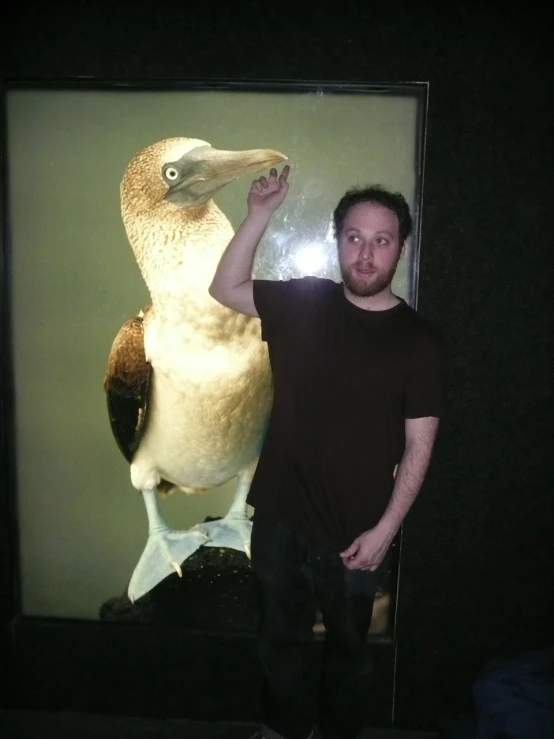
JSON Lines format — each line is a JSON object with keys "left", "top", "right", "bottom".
{"left": 0, "top": 710, "right": 438, "bottom": 739}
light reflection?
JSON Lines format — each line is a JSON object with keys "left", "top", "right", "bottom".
{"left": 293, "top": 243, "right": 329, "bottom": 275}
{"left": 254, "top": 218, "right": 340, "bottom": 283}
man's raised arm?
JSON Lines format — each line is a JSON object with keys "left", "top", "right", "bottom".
{"left": 209, "top": 165, "right": 290, "bottom": 316}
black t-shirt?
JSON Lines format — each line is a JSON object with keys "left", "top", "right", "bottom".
{"left": 248, "top": 276, "right": 445, "bottom": 553}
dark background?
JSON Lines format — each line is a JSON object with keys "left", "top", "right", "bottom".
{"left": 1, "top": 0, "right": 552, "bottom": 731}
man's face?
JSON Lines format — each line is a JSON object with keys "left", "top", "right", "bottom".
{"left": 338, "top": 201, "right": 404, "bottom": 298}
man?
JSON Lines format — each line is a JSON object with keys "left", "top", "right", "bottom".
{"left": 209, "top": 166, "right": 445, "bottom": 739}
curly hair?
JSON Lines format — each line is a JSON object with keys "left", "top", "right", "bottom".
{"left": 333, "top": 185, "right": 413, "bottom": 244}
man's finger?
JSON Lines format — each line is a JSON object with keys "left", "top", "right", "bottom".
{"left": 345, "top": 558, "right": 361, "bottom": 570}
{"left": 360, "top": 562, "right": 379, "bottom": 572}
{"left": 340, "top": 538, "right": 360, "bottom": 558}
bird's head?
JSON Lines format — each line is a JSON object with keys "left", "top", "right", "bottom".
{"left": 120, "top": 137, "right": 287, "bottom": 215}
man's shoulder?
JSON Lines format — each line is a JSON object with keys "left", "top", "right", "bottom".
{"left": 284, "top": 274, "right": 337, "bottom": 290}
{"left": 292, "top": 275, "right": 338, "bottom": 295}
{"left": 255, "top": 274, "right": 338, "bottom": 300}
{"left": 400, "top": 303, "right": 447, "bottom": 352}
{"left": 253, "top": 276, "right": 339, "bottom": 330}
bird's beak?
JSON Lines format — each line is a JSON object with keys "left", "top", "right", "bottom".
{"left": 164, "top": 145, "right": 288, "bottom": 206}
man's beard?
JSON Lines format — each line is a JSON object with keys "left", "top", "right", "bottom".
{"left": 340, "top": 258, "right": 400, "bottom": 298}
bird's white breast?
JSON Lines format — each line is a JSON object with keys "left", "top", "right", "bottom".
{"left": 130, "top": 311, "right": 273, "bottom": 493}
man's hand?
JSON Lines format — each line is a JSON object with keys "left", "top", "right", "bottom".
{"left": 247, "top": 165, "right": 290, "bottom": 216}
{"left": 209, "top": 164, "right": 290, "bottom": 316}
{"left": 339, "top": 524, "right": 395, "bottom": 571}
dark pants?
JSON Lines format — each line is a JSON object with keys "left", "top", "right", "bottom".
{"left": 251, "top": 511, "right": 382, "bottom": 739}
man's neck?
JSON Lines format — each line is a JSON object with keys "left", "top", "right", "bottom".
{"left": 342, "top": 285, "right": 401, "bottom": 312}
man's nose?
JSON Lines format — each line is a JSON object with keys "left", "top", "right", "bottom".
{"left": 359, "top": 240, "right": 374, "bottom": 259}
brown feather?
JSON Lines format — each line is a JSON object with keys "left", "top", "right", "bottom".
{"left": 104, "top": 307, "right": 152, "bottom": 464}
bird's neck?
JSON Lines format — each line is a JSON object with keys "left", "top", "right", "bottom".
{"left": 123, "top": 200, "right": 237, "bottom": 318}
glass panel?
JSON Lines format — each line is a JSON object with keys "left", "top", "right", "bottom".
{"left": 6, "top": 85, "right": 423, "bottom": 630}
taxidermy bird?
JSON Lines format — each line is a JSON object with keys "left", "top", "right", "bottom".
{"left": 104, "top": 137, "right": 286, "bottom": 603}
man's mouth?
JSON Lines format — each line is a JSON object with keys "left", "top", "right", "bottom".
{"left": 355, "top": 265, "right": 377, "bottom": 275}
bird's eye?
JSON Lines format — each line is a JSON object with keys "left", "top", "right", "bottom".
{"left": 165, "top": 167, "right": 179, "bottom": 181}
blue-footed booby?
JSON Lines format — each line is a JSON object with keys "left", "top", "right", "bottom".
{"left": 104, "top": 137, "right": 286, "bottom": 603}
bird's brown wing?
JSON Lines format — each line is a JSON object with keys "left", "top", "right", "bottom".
{"left": 104, "top": 307, "right": 152, "bottom": 463}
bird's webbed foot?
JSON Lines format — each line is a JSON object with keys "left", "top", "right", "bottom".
{"left": 195, "top": 515, "right": 253, "bottom": 558}
{"left": 127, "top": 527, "right": 208, "bottom": 603}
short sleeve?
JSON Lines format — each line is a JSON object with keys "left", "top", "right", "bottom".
{"left": 253, "top": 277, "right": 329, "bottom": 342}
{"left": 404, "top": 329, "right": 447, "bottom": 419}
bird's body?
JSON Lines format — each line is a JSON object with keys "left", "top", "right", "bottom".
{"left": 125, "top": 198, "right": 272, "bottom": 496}
{"left": 105, "top": 137, "right": 285, "bottom": 601}
{"left": 132, "top": 311, "right": 271, "bottom": 493}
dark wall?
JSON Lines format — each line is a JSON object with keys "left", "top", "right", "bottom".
{"left": 2, "top": 0, "right": 553, "bottom": 730}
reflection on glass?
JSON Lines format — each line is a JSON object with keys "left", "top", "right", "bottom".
{"left": 6, "top": 86, "right": 422, "bottom": 632}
